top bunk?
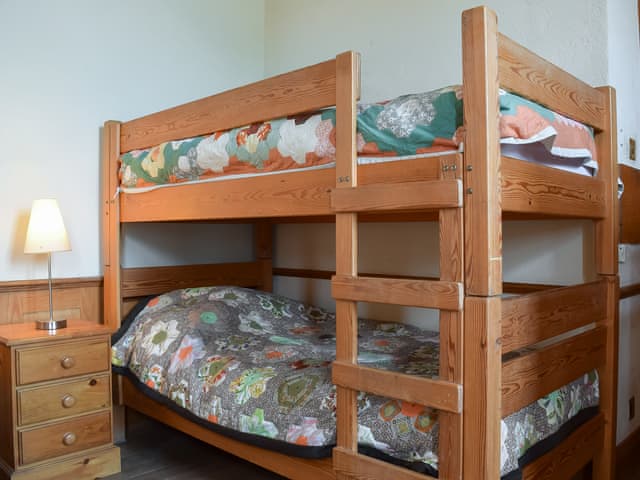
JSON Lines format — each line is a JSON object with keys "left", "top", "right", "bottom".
{"left": 102, "top": 7, "right": 617, "bottom": 224}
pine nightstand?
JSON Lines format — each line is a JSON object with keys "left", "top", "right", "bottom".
{"left": 0, "top": 320, "right": 120, "bottom": 479}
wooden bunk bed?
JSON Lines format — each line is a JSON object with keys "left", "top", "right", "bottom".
{"left": 101, "top": 6, "right": 619, "bottom": 480}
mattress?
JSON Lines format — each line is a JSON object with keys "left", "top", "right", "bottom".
{"left": 119, "top": 87, "right": 598, "bottom": 192}
{"left": 111, "top": 286, "right": 599, "bottom": 478}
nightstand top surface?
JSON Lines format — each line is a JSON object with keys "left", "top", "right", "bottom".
{"left": 0, "top": 320, "right": 113, "bottom": 346}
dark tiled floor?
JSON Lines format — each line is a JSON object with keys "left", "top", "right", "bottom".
{"left": 108, "top": 411, "right": 640, "bottom": 479}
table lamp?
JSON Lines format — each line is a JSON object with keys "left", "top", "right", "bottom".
{"left": 24, "top": 199, "right": 71, "bottom": 330}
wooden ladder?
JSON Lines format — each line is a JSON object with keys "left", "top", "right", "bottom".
{"left": 331, "top": 52, "right": 465, "bottom": 480}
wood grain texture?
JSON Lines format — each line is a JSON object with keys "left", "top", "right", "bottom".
{"left": 15, "top": 338, "right": 110, "bottom": 386}
{"left": 332, "top": 275, "right": 462, "bottom": 311}
{"left": 0, "top": 345, "right": 15, "bottom": 469}
{"left": 121, "top": 377, "right": 334, "bottom": 480}
{"left": 502, "top": 326, "right": 606, "bottom": 416}
{"left": 593, "top": 275, "right": 619, "bottom": 480}
{"left": 17, "top": 374, "right": 110, "bottom": 426}
{"left": 0, "top": 321, "right": 111, "bottom": 347}
{"left": 120, "top": 261, "right": 265, "bottom": 299}
{"left": 501, "top": 281, "right": 607, "bottom": 354}
{"left": 438, "top": 155, "right": 463, "bottom": 480}
{"left": 595, "top": 87, "right": 619, "bottom": 274}
{"left": 254, "top": 221, "right": 273, "bottom": 292}
{"left": 103, "top": 121, "right": 122, "bottom": 331}
{"left": 334, "top": 51, "right": 360, "bottom": 461}
{"left": 333, "top": 447, "right": 434, "bottom": 480}
{"left": 0, "top": 446, "right": 120, "bottom": 480}
{"left": 119, "top": 155, "right": 446, "bottom": 223}
{"left": 331, "top": 179, "right": 461, "bottom": 212}
{"left": 332, "top": 361, "right": 461, "bottom": 413}
{"left": 462, "top": 6, "right": 502, "bottom": 296}
{"left": 620, "top": 282, "right": 640, "bottom": 299}
{"left": 502, "top": 156, "right": 606, "bottom": 218}
{"left": 522, "top": 414, "right": 604, "bottom": 480}
{"left": 620, "top": 164, "right": 640, "bottom": 244}
{"left": 19, "top": 411, "right": 112, "bottom": 465}
{"left": 0, "top": 282, "right": 101, "bottom": 327}
{"left": 498, "top": 33, "right": 606, "bottom": 131}
{"left": 120, "top": 58, "right": 338, "bottom": 153}
{"left": 463, "top": 295, "right": 501, "bottom": 480}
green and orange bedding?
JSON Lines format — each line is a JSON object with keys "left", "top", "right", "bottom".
{"left": 111, "top": 287, "right": 599, "bottom": 478}
{"left": 119, "top": 87, "right": 598, "bottom": 192}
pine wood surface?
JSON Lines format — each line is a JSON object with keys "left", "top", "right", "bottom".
{"left": 498, "top": 34, "right": 606, "bottom": 131}
{"left": 331, "top": 179, "right": 461, "bottom": 212}
{"left": 334, "top": 50, "right": 360, "bottom": 465}
{"left": 502, "top": 156, "right": 606, "bottom": 218}
{"left": 0, "top": 321, "right": 111, "bottom": 347}
{"left": 331, "top": 275, "right": 462, "bottom": 311}
{"left": 17, "top": 373, "right": 110, "bottom": 426}
{"left": 332, "top": 361, "right": 461, "bottom": 413}
{"left": 620, "top": 164, "right": 640, "bottom": 244}
{"left": 501, "top": 280, "right": 607, "bottom": 354}
{"left": 594, "top": 87, "right": 619, "bottom": 275}
{"left": 333, "top": 447, "right": 435, "bottom": 480}
{"left": 120, "top": 58, "right": 338, "bottom": 153}
{"left": 502, "top": 326, "right": 606, "bottom": 417}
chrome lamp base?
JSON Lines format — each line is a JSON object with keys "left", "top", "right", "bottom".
{"left": 35, "top": 319, "right": 67, "bottom": 330}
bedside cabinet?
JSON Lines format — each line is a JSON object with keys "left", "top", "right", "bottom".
{"left": 0, "top": 320, "right": 121, "bottom": 480}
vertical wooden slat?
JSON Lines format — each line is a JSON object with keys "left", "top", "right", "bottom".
{"left": 102, "top": 121, "right": 121, "bottom": 331}
{"left": 254, "top": 221, "right": 273, "bottom": 292}
{"left": 595, "top": 87, "right": 618, "bottom": 275}
{"left": 463, "top": 296, "right": 501, "bottom": 480}
{"left": 592, "top": 85, "right": 618, "bottom": 480}
{"left": 439, "top": 155, "right": 463, "bottom": 480}
{"left": 462, "top": 6, "right": 502, "bottom": 296}
{"left": 593, "top": 276, "right": 619, "bottom": 480}
{"left": 333, "top": 51, "right": 360, "bottom": 464}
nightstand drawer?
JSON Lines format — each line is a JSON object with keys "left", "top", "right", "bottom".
{"left": 17, "top": 374, "right": 111, "bottom": 426}
{"left": 19, "top": 412, "right": 112, "bottom": 465}
{"left": 16, "top": 338, "right": 109, "bottom": 385}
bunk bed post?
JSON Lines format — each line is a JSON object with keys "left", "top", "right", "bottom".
{"left": 593, "top": 86, "right": 619, "bottom": 480}
{"left": 461, "top": 6, "right": 502, "bottom": 480}
{"left": 254, "top": 221, "right": 273, "bottom": 292}
{"left": 102, "top": 120, "right": 122, "bottom": 331}
{"left": 439, "top": 155, "right": 464, "bottom": 480}
{"left": 332, "top": 51, "right": 360, "bottom": 480}
{"left": 102, "top": 120, "right": 124, "bottom": 441}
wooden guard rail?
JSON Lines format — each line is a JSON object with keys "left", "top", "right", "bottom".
{"left": 332, "top": 361, "right": 462, "bottom": 413}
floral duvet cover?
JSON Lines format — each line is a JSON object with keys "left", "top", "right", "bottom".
{"left": 119, "top": 87, "right": 597, "bottom": 191}
{"left": 111, "top": 287, "right": 599, "bottom": 477}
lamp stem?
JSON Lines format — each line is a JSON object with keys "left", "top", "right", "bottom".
{"left": 48, "top": 251, "right": 53, "bottom": 322}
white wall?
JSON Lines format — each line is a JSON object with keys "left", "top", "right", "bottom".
{"left": 0, "top": 0, "right": 264, "bottom": 281}
{"left": 608, "top": 0, "right": 640, "bottom": 167}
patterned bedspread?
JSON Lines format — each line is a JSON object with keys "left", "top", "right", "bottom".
{"left": 119, "top": 87, "right": 598, "bottom": 191}
{"left": 111, "top": 287, "right": 599, "bottom": 476}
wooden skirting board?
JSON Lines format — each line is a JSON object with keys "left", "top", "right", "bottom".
{"left": 0, "top": 277, "right": 103, "bottom": 325}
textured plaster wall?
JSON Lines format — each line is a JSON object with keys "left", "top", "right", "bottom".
{"left": 0, "top": 0, "right": 264, "bottom": 281}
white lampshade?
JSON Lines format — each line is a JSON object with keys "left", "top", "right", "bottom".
{"left": 24, "top": 199, "right": 71, "bottom": 254}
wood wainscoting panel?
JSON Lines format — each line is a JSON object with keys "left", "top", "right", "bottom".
{"left": 0, "top": 278, "right": 102, "bottom": 325}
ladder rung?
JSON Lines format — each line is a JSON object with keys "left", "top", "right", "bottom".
{"left": 331, "top": 179, "right": 462, "bottom": 212}
{"left": 334, "top": 447, "right": 437, "bottom": 480}
{"left": 332, "top": 361, "right": 462, "bottom": 413}
{"left": 332, "top": 275, "right": 463, "bottom": 311}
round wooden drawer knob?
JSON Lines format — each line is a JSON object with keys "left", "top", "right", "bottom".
{"left": 62, "top": 432, "right": 76, "bottom": 446}
{"left": 60, "top": 356, "right": 75, "bottom": 369}
{"left": 61, "top": 394, "right": 76, "bottom": 408}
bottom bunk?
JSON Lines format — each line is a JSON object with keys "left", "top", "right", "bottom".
{"left": 111, "top": 285, "right": 604, "bottom": 479}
